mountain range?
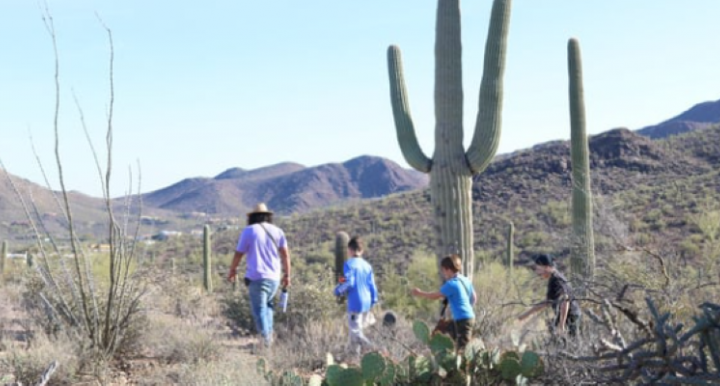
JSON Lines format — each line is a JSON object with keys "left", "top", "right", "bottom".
{"left": 1, "top": 97, "right": 719, "bottom": 243}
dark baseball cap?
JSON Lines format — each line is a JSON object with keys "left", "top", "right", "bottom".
{"left": 533, "top": 254, "right": 555, "bottom": 267}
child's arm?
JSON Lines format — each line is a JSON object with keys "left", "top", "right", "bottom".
{"left": 369, "top": 269, "right": 379, "bottom": 306}
{"left": 411, "top": 288, "right": 444, "bottom": 300}
{"left": 334, "top": 263, "right": 355, "bottom": 296}
{"left": 556, "top": 296, "right": 570, "bottom": 333}
{"left": 517, "top": 302, "right": 548, "bottom": 322}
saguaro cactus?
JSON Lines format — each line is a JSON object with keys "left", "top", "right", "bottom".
{"left": 387, "top": 0, "right": 512, "bottom": 280}
{"left": 334, "top": 231, "right": 350, "bottom": 283}
{"left": 506, "top": 222, "right": 514, "bottom": 276}
{"left": 0, "top": 240, "right": 8, "bottom": 281}
{"left": 203, "top": 225, "right": 212, "bottom": 293}
{"left": 567, "top": 38, "right": 596, "bottom": 285}
{"left": 1, "top": 240, "right": 7, "bottom": 278}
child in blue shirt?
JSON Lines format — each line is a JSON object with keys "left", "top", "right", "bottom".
{"left": 334, "top": 236, "right": 379, "bottom": 353}
{"left": 412, "top": 254, "right": 477, "bottom": 349}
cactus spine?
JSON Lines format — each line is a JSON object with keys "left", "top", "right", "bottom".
{"left": 387, "top": 0, "right": 511, "bottom": 280}
{"left": 568, "top": 38, "right": 596, "bottom": 286}
{"left": 203, "top": 225, "right": 212, "bottom": 293}
{"left": 506, "top": 222, "right": 514, "bottom": 276}
{"left": 334, "top": 231, "right": 349, "bottom": 283}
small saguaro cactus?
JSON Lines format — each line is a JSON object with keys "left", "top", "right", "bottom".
{"left": 1, "top": 240, "right": 7, "bottom": 277}
{"left": 26, "top": 253, "right": 34, "bottom": 268}
{"left": 506, "top": 222, "right": 514, "bottom": 276}
{"left": 387, "top": 0, "right": 512, "bottom": 281}
{"left": 335, "top": 231, "right": 349, "bottom": 283}
{"left": 203, "top": 225, "right": 212, "bottom": 293}
{"left": 567, "top": 38, "right": 596, "bottom": 287}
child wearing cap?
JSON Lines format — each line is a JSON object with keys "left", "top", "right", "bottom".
{"left": 517, "top": 254, "right": 581, "bottom": 336}
{"left": 333, "top": 236, "right": 379, "bottom": 354}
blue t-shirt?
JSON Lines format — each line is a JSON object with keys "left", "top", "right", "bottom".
{"left": 334, "top": 257, "right": 378, "bottom": 313}
{"left": 440, "top": 275, "right": 475, "bottom": 321}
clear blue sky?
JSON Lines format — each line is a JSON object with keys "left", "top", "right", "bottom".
{"left": 2, "top": 1, "right": 719, "bottom": 197}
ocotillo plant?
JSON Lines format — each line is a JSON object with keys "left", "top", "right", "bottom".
{"left": 203, "top": 225, "right": 212, "bottom": 293}
{"left": 567, "top": 38, "right": 596, "bottom": 287}
{"left": 1, "top": 240, "right": 7, "bottom": 277}
{"left": 334, "top": 231, "right": 349, "bottom": 283}
{"left": 387, "top": 0, "right": 512, "bottom": 280}
{"left": 506, "top": 222, "right": 514, "bottom": 276}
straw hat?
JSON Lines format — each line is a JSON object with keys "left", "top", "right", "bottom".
{"left": 247, "top": 202, "right": 273, "bottom": 216}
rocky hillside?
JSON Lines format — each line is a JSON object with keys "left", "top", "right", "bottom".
{"left": 637, "top": 98, "right": 720, "bottom": 139}
{"left": 138, "top": 156, "right": 428, "bottom": 216}
{"left": 211, "top": 126, "right": 719, "bottom": 275}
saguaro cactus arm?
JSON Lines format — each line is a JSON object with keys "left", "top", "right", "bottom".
{"left": 568, "top": 37, "right": 596, "bottom": 283}
{"left": 387, "top": 46, "right": 433, "bottom": 173}
{"left": 465, "top": 0, "right": 511, "bottom": 174}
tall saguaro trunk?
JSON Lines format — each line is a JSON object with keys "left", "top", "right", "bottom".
{"left": 0, "top": 240, "right": 7, "bottom": 280}
{"left": 387, "top": 0, "right": 512, "bottom": 281}
{"left": 568, "top": 38, "right": 596, "bottom": 289}
{"left": 203, "top": 225, "right": 213, "bottom": 293}
{"left": 334, "top": 231, "right": 349, "bottom": 283}
{"left": 506, "top": 222, "right": 514, "bottom": 276}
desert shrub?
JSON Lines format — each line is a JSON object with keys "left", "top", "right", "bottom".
{"left": 0, "top": 329, "right": 80, "bottom": 386}
{"left": 139, "top": 313, "right": 222, "bottom": 364}
{"left": 275, "top": 274, "right": 342, "bottom": 333}
{"left": 378, "top": 250, "right": 437, "bottom": 319}
{"left": 472, "top": 262, "right": 538, "bottom": 344}
{"left": 137, "top": 352, "right": 266, "bottom": 386}
{"left": 221, "top": 285, "right": 256, "bottom": 335}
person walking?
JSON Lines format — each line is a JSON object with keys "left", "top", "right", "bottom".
{"left": 411, "top": 254, "right": 477, "bottom": 350}
{"left": 227, "top": 203, "right": 291, "bottom": 348}
{"left": 333, "top": 236, "right": 379, "bottom": 354}
{"left": 516, "top": 254, "right": 581, "bottom": 337}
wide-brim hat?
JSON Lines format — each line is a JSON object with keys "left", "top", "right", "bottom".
{"left": 247, "top": 202, "right": 273, "bottom": 216}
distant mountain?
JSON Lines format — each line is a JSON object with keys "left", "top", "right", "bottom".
{"left": 139, "top": 156, "right": 429, "bottom": 216}
{"left": 266, "top": 125, "right": 719, "bottom": 273}
{"left": 637, "top": 98, "right": 720, "bottom": 139}
{"left": 0, "top": 168, "right": 112, "bottom": 242}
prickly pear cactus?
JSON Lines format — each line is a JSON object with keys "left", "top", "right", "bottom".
{"left": 387, "top": 0, "right": 513, "bottom": 280}
{"left": 413, "top": 320, "right": 430, "bottom": 345}
{"left": 361, "top": 352, "right": 386, "bottom": 381}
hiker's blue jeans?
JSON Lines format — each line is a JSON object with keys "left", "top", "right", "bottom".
{"left": 248, "top": 279, "right": 279, "bottom": 344}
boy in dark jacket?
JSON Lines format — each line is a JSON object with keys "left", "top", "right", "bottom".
{"left": 517, "top": 254, "right": 581, "bottom": 336}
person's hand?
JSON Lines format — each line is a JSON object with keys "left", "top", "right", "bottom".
{"left": 282, "top": 274, "right": 291, "bottom": 288}
{"left": 227, "top": 268, "right": 236, "bottom": 283}
{"left": 411, "top": 288, "right": 422, "bottom": 297}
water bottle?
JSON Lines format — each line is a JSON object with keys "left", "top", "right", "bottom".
{"left": 279, "top": 287, "right": 289, "bottom": 312}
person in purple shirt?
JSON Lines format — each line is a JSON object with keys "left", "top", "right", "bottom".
{"left": 334, "top": 236, "right": 379, "bottom": 354}
{"left": 228, "top": 203, "right": 291, "bottom": 348}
